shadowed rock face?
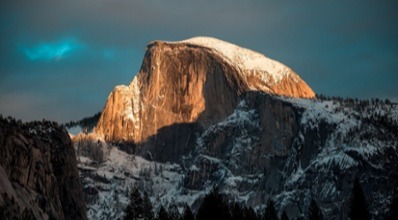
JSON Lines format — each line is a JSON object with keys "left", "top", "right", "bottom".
{"left": 94, "top": 37, "right": 315, "bottom": 148}
{"left": 0, "top": 117, "right": 87, "bottom": 220}
{"left": 184, "top": 92, "right": 300, "bottom": 189}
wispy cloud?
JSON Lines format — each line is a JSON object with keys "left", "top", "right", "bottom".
{"left": 22, "top": 37, "right": 85, "bottom": 61}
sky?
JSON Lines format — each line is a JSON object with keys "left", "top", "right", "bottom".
{"left": 1, "top": 0, "right": 397, "bottom": 123}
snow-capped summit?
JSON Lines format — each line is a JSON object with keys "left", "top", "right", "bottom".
{"left": 180, "top": 36, "right": 293, "bottom": 83}
{"left": 94, "top": 37, "right": 315, "bottom": 143}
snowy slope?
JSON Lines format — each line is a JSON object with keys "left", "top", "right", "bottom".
{"left": 77, "top": 95, "right": 398, "bottom": 220}
{"left": 279, "top": 97, "right": 398, "bottom": 218}
{"left": 78, "top": 145, "right": 208, "bottom": 220}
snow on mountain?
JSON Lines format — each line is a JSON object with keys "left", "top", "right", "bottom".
{"left": 76, "top": 95, "right": 398, "bottom": 219}
{"left": 75, "top": 37, "right": 396, "bottom": 219}
{"left": 77, "top": 140, "right": 214, "bottom": 219}
{"left": 278, "top": 97, "right": 398, "bottom": 218}
{"left": 179, "top": 36, "right": 293, "bottom": 84}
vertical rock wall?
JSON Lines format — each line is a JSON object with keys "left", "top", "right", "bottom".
{"left": 0, "top": 118, "right": 87, "bottom": 220}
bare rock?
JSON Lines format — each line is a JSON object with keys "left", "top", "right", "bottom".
{"left": 94, "top": 37, "right": 315, "bottom": 151}
{"left": 0, "top": 117, "right": 87, "bottom": 220}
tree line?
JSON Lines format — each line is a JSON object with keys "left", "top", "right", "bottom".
{"left": 63, "top": 111, "right": 102, "bottom": 133}
{"left": 123, "top": 178, "right": 398, "bottom": 220}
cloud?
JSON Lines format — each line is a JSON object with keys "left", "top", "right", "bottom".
{"left": 21, "top": 37, "right": 85, "bottom": 61}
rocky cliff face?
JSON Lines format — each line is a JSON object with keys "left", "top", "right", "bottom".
{"left": 94, "top": 37, "right": 315, "bottom": 145}
{"left": 78, "top": 94, "right": 398, "bottom": 220}
{"left": 184, "top": 92, "right": 300, "bottom": 192}
{"left": 0, "top": 117, "right": 87, "bottom": 220}
{"left": 182, "top": 95, "right": 398, "bottom": 218}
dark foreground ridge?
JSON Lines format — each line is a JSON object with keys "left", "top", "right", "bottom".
{"left": 0, "top": 116, "right": 87, "bottom": 220}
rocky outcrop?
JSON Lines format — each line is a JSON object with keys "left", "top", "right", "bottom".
{"left": 194, "top": 92, "right": 298, "bottom": 173}
{"left": 94, "top": 37, "right": 315, "bottom": 150}
{"left": 183, "top": 96, "right": 398, "bottom": 219}
{"left": 0, "top": 117, "right": 87, "bottom": 220}
{"left": 183, "top": 92, "right": 300, "bottom": 196}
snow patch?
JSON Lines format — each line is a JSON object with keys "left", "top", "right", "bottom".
{"left": 170, "top": 36, "right": 295, "bottom": 84}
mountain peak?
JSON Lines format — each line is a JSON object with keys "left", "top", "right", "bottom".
{"left": 94, "top": 37, "right": 315, "bottom": 142}
{"left": 149, "top": 36, "right": 315, "bottom": 97}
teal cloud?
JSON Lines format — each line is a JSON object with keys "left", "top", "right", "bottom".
{"left": 22, "top": 37, "right": 84, "bottom": 61}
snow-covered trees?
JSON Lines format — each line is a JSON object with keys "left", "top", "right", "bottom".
{"left": 75, "top": 139, "right": 107, "bottom": 164}
{"left": 64, "top": 111, "right": 101, "bottom": 132}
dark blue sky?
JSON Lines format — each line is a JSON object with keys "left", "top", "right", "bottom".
{"left": 1, "top": 0, "right": 397, "bottom": 122}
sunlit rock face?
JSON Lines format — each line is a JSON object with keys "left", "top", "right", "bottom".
{"left": 94, "top": 37, "right": 315, "bottom": 146}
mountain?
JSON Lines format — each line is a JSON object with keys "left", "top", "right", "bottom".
{"left": 0, "top": 117, "right": 87, "bottom": 220}
{"left": 74, "top": 37, "right": 397, "bottom": 219}
{"left": 76, "top": 95, "right": 398, "bottom": 220}
{"left": 93, "top": 37, "right": 315, "bottom": 144}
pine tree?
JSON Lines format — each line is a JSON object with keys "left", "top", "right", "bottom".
{"left": 387, "top": 188, "right": 398, "bottom": 220}
{"left": 280, "top": 211, "right": 289, "bottom": 220}
{"left": 196, "top": 188, "right": 231, "bottom": 220}
{"left": 125, "top": 187, "right": 144, "bottom": 220}
{"left": 0, "top": 206, "right": 4, "bottom": 220}
{"left": 231, "top": 202, "right": 244, "bottom": 220}
{"left": 348, "top": 178, "right": 371, "bottom": 220}
{"left": 308, "top": 199, "right": 323, "bottom": 220}
{"left": 263, "top": 199, "right": 278, "bottom": 220}
{"left": 156, "top": 206, "right": 170, "bottom": 220}
{"left": 243, "top": 206, "right": 258, "bottom": 220}
{"left": 142, "top": 192, "right": 154, "bottom": 220}
{"left": 182, "top": 204, "right": 194, "bottom": 220}
{"left": 168, "top": 204, "right": 181, "bottom": 220}
{"left": 22, "top": 208, "right": 35, "bottom": 220}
